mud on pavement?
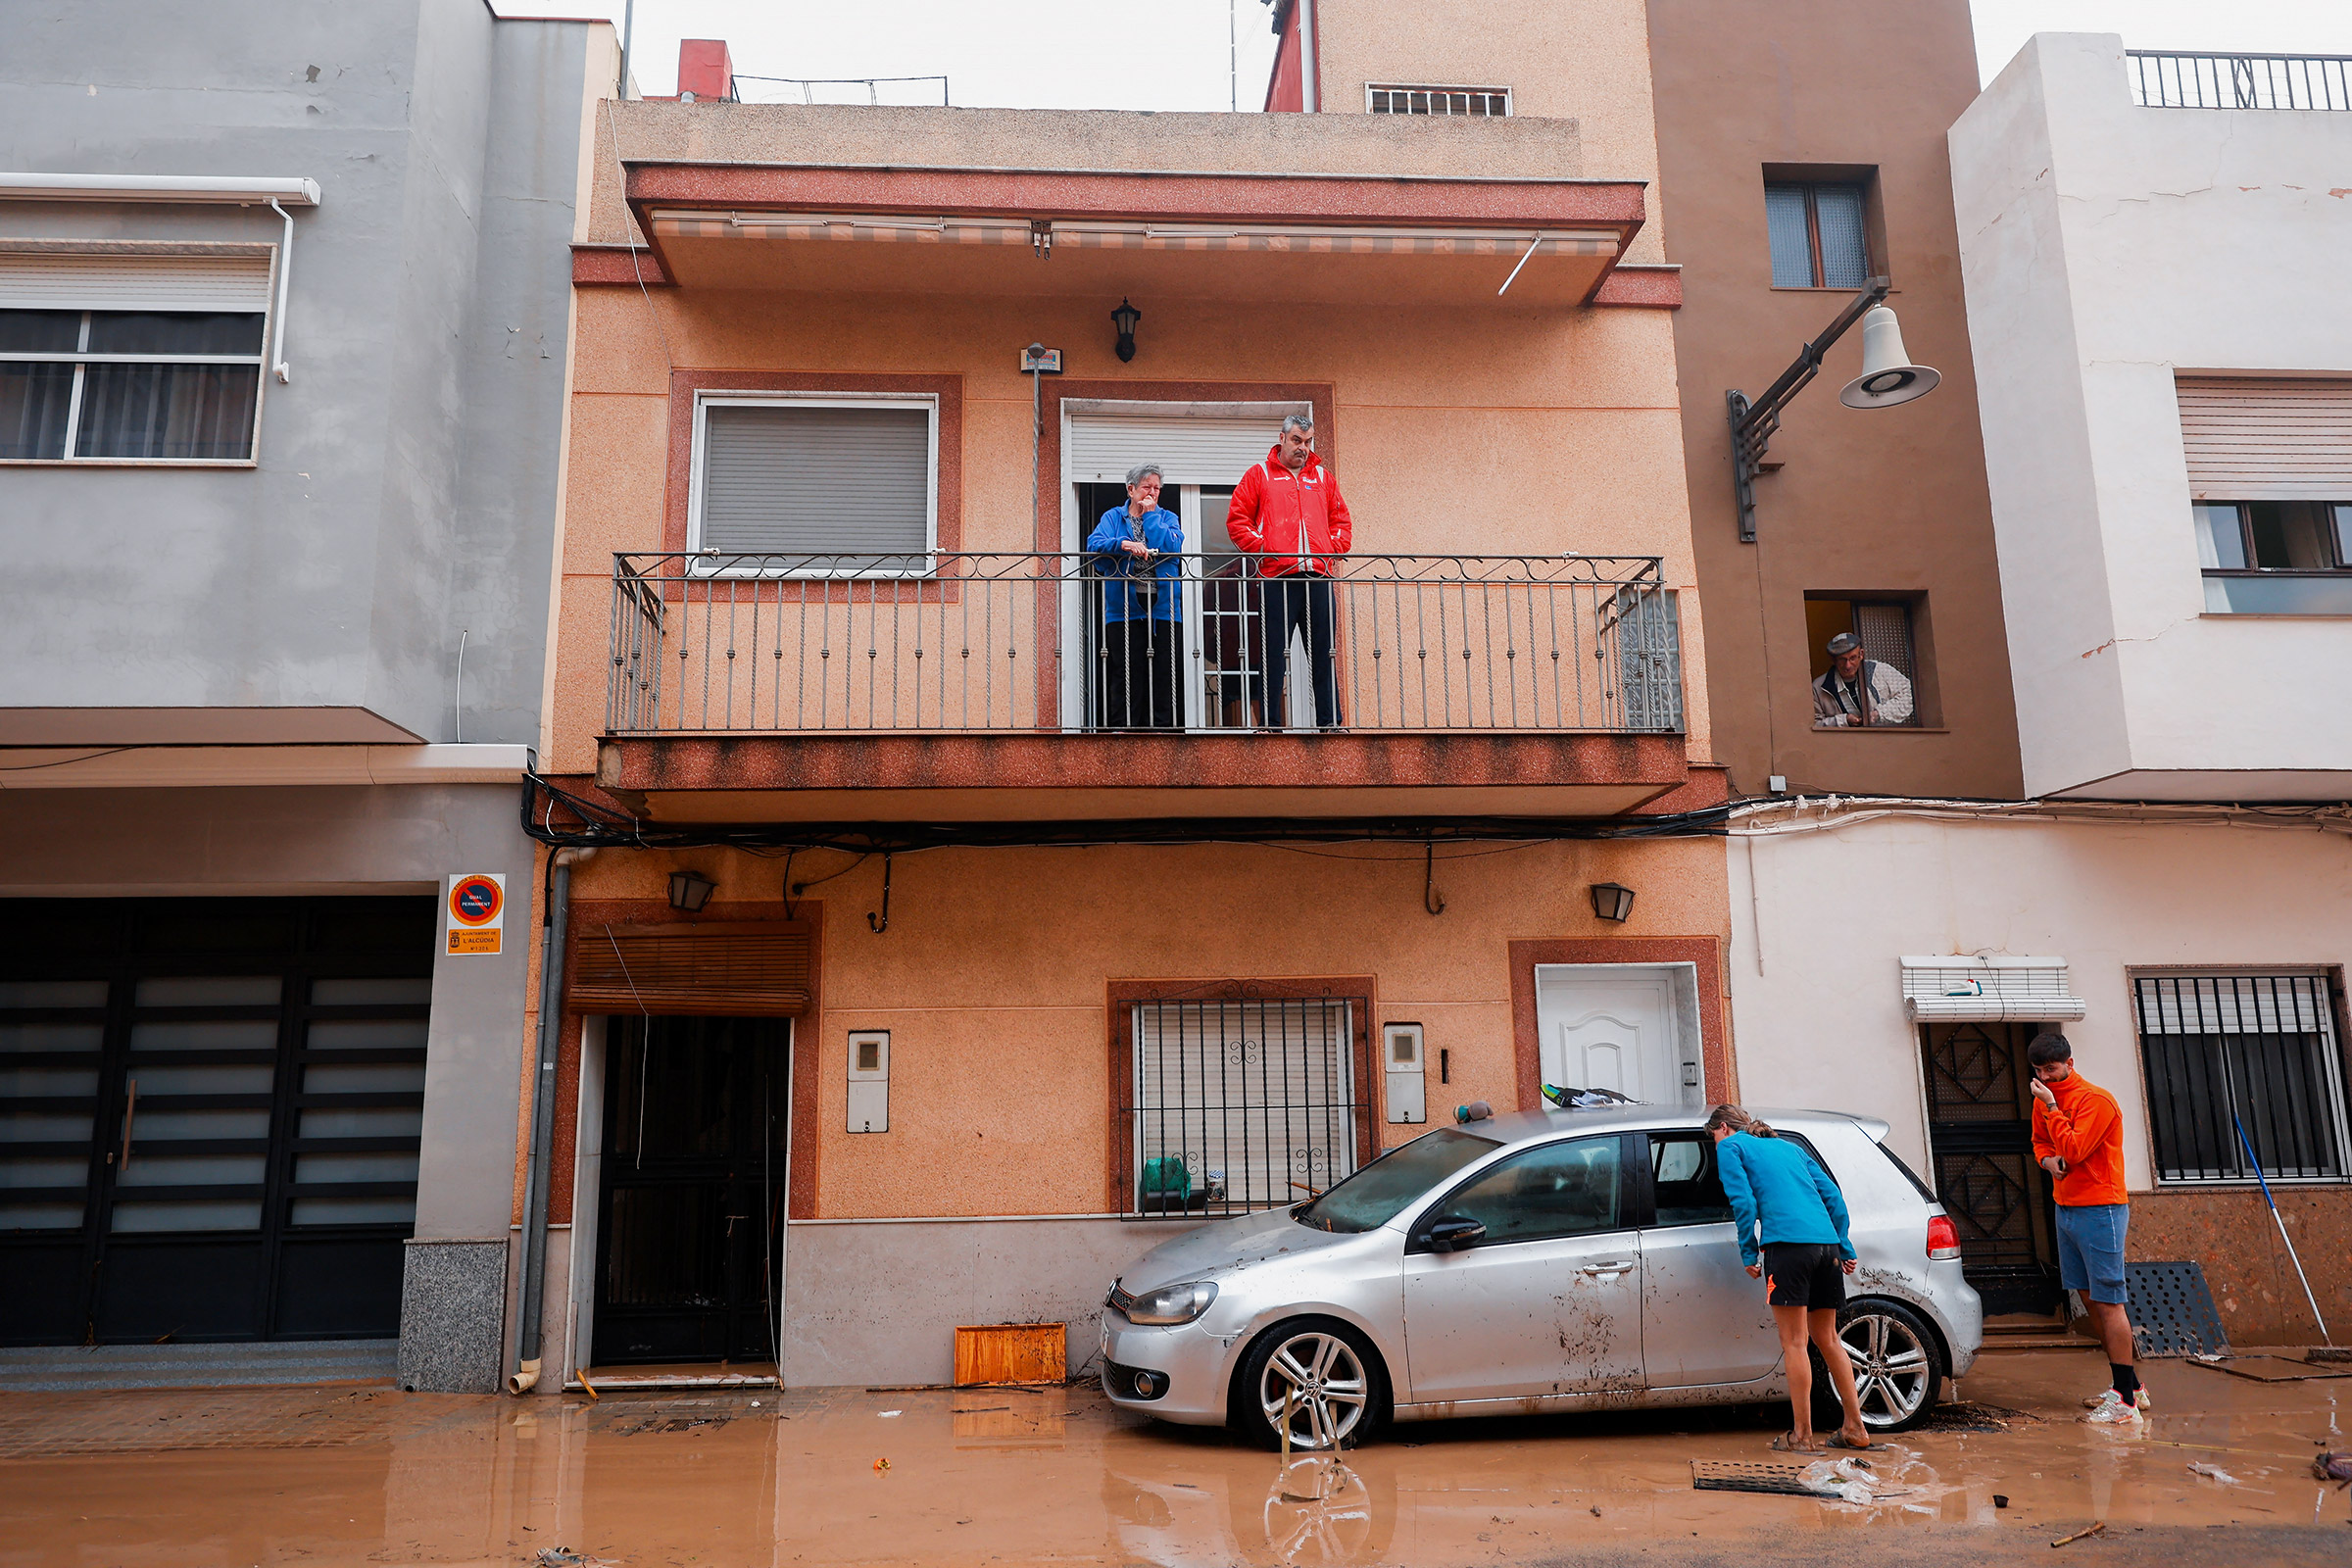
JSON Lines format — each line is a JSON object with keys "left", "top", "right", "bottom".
{"left": 3, "top": 1348, "right": 2348, "bottom": 1567}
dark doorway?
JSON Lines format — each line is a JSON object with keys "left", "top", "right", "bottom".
{"left": 592, "top": 1015, "right": 789, "bottom": 1366}
{"left": 1919, "top": 1022, "right": 2060, "bottom": 1315}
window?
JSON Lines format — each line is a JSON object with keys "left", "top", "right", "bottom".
{"left": 1647, "top": 1131, "right": 1732, "bottom": 1226}
{"left": 1125, "top": 996, "right": 1367, "bottom": 1217}
{"left": 1, "top": 310, "right": 265, "bottom": 462}
{"left": 1805, "top": 595, "right": 1922, "bottom": 728}
{"left": 1428, "top": 1135, "right": 1624, "bottom": 1246}
{"left": 1367, "top": 84, "right": 1509, "bottom": 117}
{"left": 1764, "top": 182, "right": 1870, "bottom": 289}
{"left": 2134, "top": 974, "right": 2351, "bottom": 1185}
{"left": 691, "top": 394, "right": 937, "bottom": 571}
{"left": 2191, "top": 501, "right": 2352, "bottom": 612}
{"left": 2179, "top": 377, "right": 2352, "bottom": 612}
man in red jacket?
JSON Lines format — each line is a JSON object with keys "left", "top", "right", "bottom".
{"left": 1226, "top": 413, "right": 1351, "bottom": 728}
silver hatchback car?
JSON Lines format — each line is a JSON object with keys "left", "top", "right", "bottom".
{"left": 1101, "top": 1106, "right": 1980, "bottom": 1449}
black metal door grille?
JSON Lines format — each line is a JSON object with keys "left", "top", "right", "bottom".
{"left": 2133, "top": 974, "right": 2350, "bottom": 1183}
{"left": 1122, "top": 998, "right": 1367, "bottom": 1219}
{"left": 1920, "top": 1021, "right": 2058, "bottom": 1314}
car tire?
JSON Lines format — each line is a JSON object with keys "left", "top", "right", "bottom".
{"left": 1811, "top": 1298, "right": 1943, "bottom": 1434}
{"left": 1234, "top": 1316, "right": 1389, "bottom": 1452}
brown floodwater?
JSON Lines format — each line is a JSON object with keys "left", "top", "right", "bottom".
{"left": 3, "top": 1348, "right": 2347, "bottom": 1567}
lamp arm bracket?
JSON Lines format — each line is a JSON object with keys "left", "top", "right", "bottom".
{"left": 1725, "top": 276, "right": 1889, "bottom": 544}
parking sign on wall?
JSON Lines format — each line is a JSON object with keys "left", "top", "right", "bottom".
{"left": 446, "top": 872, "right": 506, "bottom": 956}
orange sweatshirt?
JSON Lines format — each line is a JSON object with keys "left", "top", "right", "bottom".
{"left": 2031, "top": 1070, "right": 2127, "bottom": 1207}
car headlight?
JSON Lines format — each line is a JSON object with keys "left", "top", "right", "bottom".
{"left": 1123, "top": 1280, "right": 1218, "bottom": 1325}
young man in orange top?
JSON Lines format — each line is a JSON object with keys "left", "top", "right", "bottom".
{"left": 2028, "top": 1031, "right": 2145, "bottom": 1424}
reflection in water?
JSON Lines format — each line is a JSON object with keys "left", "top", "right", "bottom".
{"left": 1263, "top": 1457, "right": 1373, "bottom": 1564}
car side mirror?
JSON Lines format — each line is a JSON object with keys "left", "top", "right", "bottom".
{"left": 1426, "top": 1214, "right": 1486, "bottom": 1252}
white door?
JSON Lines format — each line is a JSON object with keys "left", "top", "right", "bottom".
{"left": 1533, "top": 964, "right": 1687, "bottom": 1105}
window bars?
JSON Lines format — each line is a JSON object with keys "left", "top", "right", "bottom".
{"left": 1367, "top": 85, "right": 1510, "bottom": 117}
{"left": 1123, "top": 997, "right": 1369, "bottom": 1219}
{"left": 2127, "top": 51, "right": 2352, "bottom": 112}
{"left": 2132, "top": 974, "right": 2351, "bottom": 1184}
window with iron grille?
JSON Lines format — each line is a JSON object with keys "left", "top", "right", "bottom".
{"left": 1120, "top": 994, "right": 1371, "bottom": 1218}
{"left": 2133, "top": 973, "right": 2351, "bottom": 1185}
{"left": 1367, "top": 84, "right": 1510, "bottom": 117}
{"left": 1764, "top": 182, "right": 1871, "bottom": 289}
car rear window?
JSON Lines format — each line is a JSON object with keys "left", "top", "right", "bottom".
{"left": 1297, "top": 1128, "right": 1499, "bottom": 1233}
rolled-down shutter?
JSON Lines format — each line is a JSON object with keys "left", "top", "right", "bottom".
{"left": 569, "top": 922, "right": 813, "bottom": 1015}
{"left": 1066, "top": 409, "right": 1309, "bottom": 485}
{"left": 0, "top": 251, "right": 273, "bottom": 312}
{"left": 2177, "top": 376, "right": 2352, "bottom": 500}
{"left": 700, "top": 402, "right": 931, "bottom": 557}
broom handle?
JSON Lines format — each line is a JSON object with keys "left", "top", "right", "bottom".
{"left": 2233, "top": 1111, "right": 2330, "bottom": 1345}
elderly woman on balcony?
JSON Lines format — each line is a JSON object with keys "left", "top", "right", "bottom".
{"left": 1087, "top": 463, "right": 1186, "bottom": 729}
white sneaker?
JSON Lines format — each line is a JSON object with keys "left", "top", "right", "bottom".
{"left": 2081, "top": 1390, "right": 2144, "bottom": 1425}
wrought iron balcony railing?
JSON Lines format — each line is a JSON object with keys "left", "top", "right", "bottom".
{"left": 606, "top": 551, "right": 1683, "bottom": 738}
{"left": 2127, "top": 50, "right": 2352, "bottom": 112}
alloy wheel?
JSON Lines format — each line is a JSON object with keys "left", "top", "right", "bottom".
{"left": 1839, "top": 1308, "right": 1934, "bottom": 1427}
{"left": 1257, "top": 1330, "right": 1370, "bottom": 1450}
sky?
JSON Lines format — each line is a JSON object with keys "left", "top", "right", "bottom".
{"left": 492, "top": 0, "right": 2352, "bottom": 106}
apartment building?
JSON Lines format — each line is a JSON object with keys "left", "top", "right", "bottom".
{"left": 521, "top": 5, "right": 1732, "bottom": 1391}
{"left": 1714, "top": 28, "right": 2352, "bottom": 1343}
{"left": 0, "top": 0, "right": 612, "bottom": 1392}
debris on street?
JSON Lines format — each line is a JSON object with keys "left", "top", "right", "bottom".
{"left": 2187, "top": 1462, "right": 2240, "bottom": 1485}
{"left": 2050, "top": 1521, "right": 2107, "bottom": 1547}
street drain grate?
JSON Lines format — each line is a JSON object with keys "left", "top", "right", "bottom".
{"left": 1916, "top": 1400, "right": 2040, "bottom": 1433}
{"left": 2128, "top": 1261, "right": 2230, "bottom": 1358}
{"left": 1690, "top": 1461, "right": 1823, "bottom": 1496}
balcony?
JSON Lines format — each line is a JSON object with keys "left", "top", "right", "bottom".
{"left": 2127, "top": 51, "right": 2352, "bottom": 112}
{"left": 596, "top": 552, "right": 1692, "bottom": 823}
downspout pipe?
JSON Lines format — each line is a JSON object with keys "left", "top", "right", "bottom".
{"left": 510, "top": 845, "right": 596, "bottom": 1395}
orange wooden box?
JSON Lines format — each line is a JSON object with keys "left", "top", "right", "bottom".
{"left": 953, "top": 1322, "right": 1066, "bottom": 1387}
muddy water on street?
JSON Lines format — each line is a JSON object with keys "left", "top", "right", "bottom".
{"left": 3, "top": 1349, "right": 2348, "bottom": 1567}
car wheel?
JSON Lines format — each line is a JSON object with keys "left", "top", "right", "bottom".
{"left": 1235, "top": 1317, "right": 1387, "bottom": 1452}
{"left": 1812, "top": 1298, "right": 1942, "bottom": 1433}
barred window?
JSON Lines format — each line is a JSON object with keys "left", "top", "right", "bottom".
{"left": 1764, "top": 182, "right": 1870, "bottom": 289}
{"left": 1123, "top": 996, "right": 1369, "bottom": 1218}
{"left": 2133, "top": 974, "right": 2351, "bottom": 1184}
{"left": 1367, "top": 84, "right": 1510, "bottom": 117}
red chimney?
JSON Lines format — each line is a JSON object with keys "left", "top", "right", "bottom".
{"left": 677, "top": 39, "right": 734, "bottom": 103}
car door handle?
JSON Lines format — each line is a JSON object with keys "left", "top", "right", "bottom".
{"left": 1579, "top": 1260, "right": 1636, "bottom": 1275}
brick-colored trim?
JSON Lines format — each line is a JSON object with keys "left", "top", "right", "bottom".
{"left": 554, "top": 898, "right": 826, "bottom": 1226}
{"left": 1103, "top": 975, "right": 1379, "bottom": 1214}
{"left": 662, "top": 369, "right": 963, "bottom": 563}
{"left": 1505, "top": 938, "right": 1731, "bottom": 1110}
{"left": 1592, "top": 266, "right": 1684, "bottom": 309}
{"left": 572, "top": 244, "right": 672, "bottom": 286}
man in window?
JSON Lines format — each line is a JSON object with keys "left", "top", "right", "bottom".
{"left": 1226, "top": 413, "right": 1352, "bottom": 729}
{"left": 1812, "top": 631, "right": 1913, "bottom": 728}
{"left": 1087, "top": 463, "right": 1185, "bottom": 728}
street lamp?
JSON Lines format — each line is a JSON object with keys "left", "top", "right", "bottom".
{"left": 1590, "top": 882, "right": 1636, "bottom": 923}
{"left": 668, "top": 868, "right": 716, "bottom": 912}
{"left": 1110, "top": 297, "right": 1142, "bottom": 363}
{"left": 1725, "top": 276, "right": 1939, "bottom": 542}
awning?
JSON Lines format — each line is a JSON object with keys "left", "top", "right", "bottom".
{"left": 1901, "top": 956, "right": 2086, "bottom": 1023}
{"left": 569, "top": 921, "right": 813, "bottom": 1016}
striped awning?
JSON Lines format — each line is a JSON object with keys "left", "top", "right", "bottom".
{"left": 1902, "top": 956, "right": 2086, "bottom": 1023}
{"left": 644, "top": 209, "right": 1619, "bottom": 260}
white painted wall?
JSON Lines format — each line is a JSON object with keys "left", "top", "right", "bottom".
{"left": 1726, "top": 812, "right": 2352, "bottom": 1190}
{"left": 1949, "top": 34, "right": 2352, "bottom": 800}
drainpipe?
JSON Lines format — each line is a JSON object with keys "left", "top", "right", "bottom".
{"left": 509, "top": 845, "right": 596, "bottom": 1396}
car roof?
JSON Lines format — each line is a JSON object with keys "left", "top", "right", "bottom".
{"left": 1457, "top": 1104, "right": 1884, "bottom": 1148}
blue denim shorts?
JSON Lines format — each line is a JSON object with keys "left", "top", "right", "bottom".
{"left": 2055, "top": 1202, "right": 2129, "bottom": 1305}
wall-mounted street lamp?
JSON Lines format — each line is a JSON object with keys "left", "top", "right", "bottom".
{"left": 668, "top": 868, "right": 716, "bottom": 912}
{"left": 1725, "top": 276, "right": 1939, "bottom": 543}
{"left": 1110, "top": 297, "right": 1142, "bottom": 363}
{"left": 1590, "top": 882, "right": 1637, "bottom": 923}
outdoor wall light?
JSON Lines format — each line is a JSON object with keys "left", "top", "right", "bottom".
{"left": 668, "top": 868, "right": 716, "bottom": 912}
{"left": 1110, "top": 297, "right": 1142, "bottom": 363}
{"left": 1590, "top": 882, "right": 1636, "bottom": 923}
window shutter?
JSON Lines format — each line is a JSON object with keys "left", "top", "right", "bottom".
{"left": 568, "top": 923, "right": 813, "bottom": 1015}
{"left": 0, "top": 251, "right": 273, "bottom": 312}
{"left": 1066, "top": 411, "right": 1307, "bottom": 485}
{"left": 700, "top": 403, "right": 931, "bottom": 558}
{"left": 2178, "top": 377, "right": 2352, "bottom": 500}
{"left": 1762, "top": 186, "right": 1813, "bottom": 288}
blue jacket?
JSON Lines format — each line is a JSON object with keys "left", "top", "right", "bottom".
{"left": 1716, "top": 1132, "right": 1854, "bottom": 1267}
{"left": 1087, "top": 505, "right": 1184, "bottom": 622}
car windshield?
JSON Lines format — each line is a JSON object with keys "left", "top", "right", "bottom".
{"left": 1295, "top": 1128, "right": 1500, "bottom": 1233}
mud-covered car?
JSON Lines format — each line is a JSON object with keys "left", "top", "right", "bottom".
{"left": 1101, "top": 1106, "right": 1980, "bottom": 1449}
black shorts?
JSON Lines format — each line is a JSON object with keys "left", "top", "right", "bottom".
{"left": 1762, "top": 1243, "right": 1846, "bottom": 1309}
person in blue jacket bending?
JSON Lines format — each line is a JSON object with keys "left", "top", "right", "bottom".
{"left": 1086, "top": 463, "right": 1185, "bottom": 728}
{"left": 1709, "top": 1103, "right": 1873, "bottom": 1453}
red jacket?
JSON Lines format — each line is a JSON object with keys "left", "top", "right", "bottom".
{"left": 2031, "top": 1070, "right": 2128, "bottom": 1207}
{"left": 1225, "top": 446, "right": 1352, "bottom": 577}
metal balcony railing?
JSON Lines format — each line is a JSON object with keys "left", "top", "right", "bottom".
{"left": 2127, "top": 51, "right": 2352, "bottom": 111}
{"left": 607, "top": 551, "right": 1683, "bottom": 738}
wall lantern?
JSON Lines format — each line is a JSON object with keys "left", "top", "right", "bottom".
{"left": 1590, "top": 882, "right": 1636, "bottom": 923}
{"left": 1110, "top": 297, "right": 1142, "bottom": 363}
{"left": 668, "top": 868, "right": 716, "bottom": 912}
